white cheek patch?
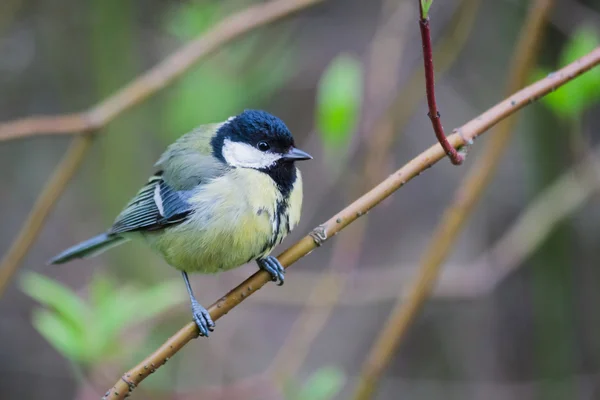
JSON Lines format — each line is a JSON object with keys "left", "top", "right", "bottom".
{"left": 222, "top": 139, "right": 281, "bottom": 169}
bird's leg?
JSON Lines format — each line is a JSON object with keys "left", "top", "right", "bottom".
{"left": 256, "top": 256, "right": 285, "bottom": 286}
{"left": 181, "top": 271, "right": 215, "bottom": 337}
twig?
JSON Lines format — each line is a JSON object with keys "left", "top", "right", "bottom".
{"left": 352, "top": 1, "right": 554, "bottom": 398}
{"left": 0, "top": 0, "right": 324, "bottom": 297}
{"left": 103, "top": 47, "right": 600, "bottom": 400}
{"left": 0, "top": 136, "right": 93, "bottom": 297}
{"left": 418, "top": 1, "right": 464, "bottom": 165}
{"left": 0, "top": 0, "right": 323, "bottom": 142}
{"left": 380, "top": 0, "right": 479, "bottom": 145}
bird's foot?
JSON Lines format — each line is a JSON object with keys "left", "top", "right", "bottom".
{"left": 191, "top": 300, "right": 215, "bottom": 337}
{"left": 257, "top": 256, "right": 285, "bottom": 286}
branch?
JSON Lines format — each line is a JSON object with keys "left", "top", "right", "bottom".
{"left": 0, "top": 0, "right": 323, "bottom": 142}
{"left": 0, "top": 0, "right": 324, "bottom": 298}
{"left": 418, "top": 1, "right": 464, "bottom": 165}
{"left": 0, "top": 136, "right": 93, "bottom": 297}
{"left": 104, "top": 47, "right": 600, "bottom": 400}
{"left": 352, "top": 1, "right": 554, "bottom": 398}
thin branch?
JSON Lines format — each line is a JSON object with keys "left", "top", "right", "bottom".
{"left": 0, "top": 0, "right": 324, "bottom": 297}
{"left": 352, "top": 1, "right": 554, "bottom": 398}
{"left": 380, "top": 0, "right": 479, "bottom": 145}
{"left": 418, "top": 1, "right": 464, "bottom": 165}
{"left": 104, "top": 47, "right": 600, "bottom": 400}
{"left": 0, "top": 0, "right": 323, "bottom": 142}
{"left": 0, "top": 136, "right": 93, "bottom": 297}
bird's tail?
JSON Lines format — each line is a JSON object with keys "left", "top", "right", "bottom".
{"left": 48, "top": 233, "right": 127, "bottom": 265}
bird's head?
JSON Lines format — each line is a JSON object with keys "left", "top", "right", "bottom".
{"left": 211, "top": 110, "right": 312, "bottom": 171}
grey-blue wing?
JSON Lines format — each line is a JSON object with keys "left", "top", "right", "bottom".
{"left": 109, "top": 174, "right": 193, "bottom": 234}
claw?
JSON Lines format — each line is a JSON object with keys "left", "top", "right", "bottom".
{"left": 191, "top": 300, "right": 215, "bottom": 337}
{"left": 258, "top": 256, "right": 285, "bottom": 286}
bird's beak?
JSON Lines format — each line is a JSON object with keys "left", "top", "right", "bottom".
{"left": 282, "top": 147, "right": 313, "bottom": 161}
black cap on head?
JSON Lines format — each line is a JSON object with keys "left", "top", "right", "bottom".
{"left": 213, "top": 109, "right": 295, "bottom": 158}
{"left": 211, "top": 110, "right": 311, "bottom": 196}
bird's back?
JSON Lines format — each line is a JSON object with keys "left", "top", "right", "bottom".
{"left": 157, "top": 123, "right": 229, "bottom": 191}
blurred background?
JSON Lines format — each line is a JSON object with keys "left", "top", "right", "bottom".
{"left": 1, "top": 0, "right": 600, "bottom": 399}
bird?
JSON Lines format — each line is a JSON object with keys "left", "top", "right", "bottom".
{"left": 49, "top": 110, "right": 312, "bottom": 337}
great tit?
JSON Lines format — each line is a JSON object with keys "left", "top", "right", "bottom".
{"left": 49, "top": 110, "right": 312, "bottom": 336}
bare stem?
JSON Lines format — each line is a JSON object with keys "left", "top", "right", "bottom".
{"left": 418, "top": 3, "right": 463, "bottom": 165}
{"left": 352, "top": 1, "right": 554, "bottom": 398}
{"left": 104, "top": 47, "right": 600, "bottom": 399}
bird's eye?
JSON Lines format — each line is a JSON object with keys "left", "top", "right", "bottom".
{"left": 257, "top": 141, "right": 270, "bottom": 151}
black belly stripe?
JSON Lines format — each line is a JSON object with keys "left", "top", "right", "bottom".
{"left": 255, "top": 198, "right": 289, "bottom": 258}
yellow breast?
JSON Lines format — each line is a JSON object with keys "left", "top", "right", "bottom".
{"left": 144, "top": 167, "right": 302, "bottom": 274}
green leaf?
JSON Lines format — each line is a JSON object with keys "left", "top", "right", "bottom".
{"left": 32, "top": 308, "right": 85, "bottom": 361}
{"left": 421, "top": 0, "right": 434, "bottom": 18}
{"left": 295, "top": 367, "right": 346, "bottom": 400}
{"left": 539, "top": 25, "right": 600, "bottom": 119}
{"left": 316, "top": 54, "right": 363, "bottom": 149}
{"left": 95, "top": 280, "right": 185, "bottom": 341}
{"left": 22, "top": 272, "right": 186, "bottom": 365}
{"left": 20, "top": 272, "right": 89, "bottom": 333}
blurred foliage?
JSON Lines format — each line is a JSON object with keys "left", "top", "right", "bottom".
{"left": 20, "top": 272, "right": 185, "bottom": 366}
{"left": 525, "top": 24, "right": 600, "bottom": 399}
{"left": 536, "top": 25, "right": 600, "bottom": 120}
{"left": 284, "top": 366, "right": 345, "bottom": 400}
{"left": 162, "top": 0, "right": 295, "bottom": 141}
{"left": 316, "top": 53, "right": 363, "bottom": 151}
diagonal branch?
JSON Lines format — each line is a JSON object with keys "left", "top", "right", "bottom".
{"left": 103, "top": 47, "right": 600, "bottom": 400}
{"left": 0, "top": 0, "right": 324, "bottom": 298}
{"left": 0, "top": 0, "right": 324, "bottom": 142}
{"left": 0, "top": 136, "right": 93, "bottom": 297}
{"left": 353, "top": 1, "right": 554, "bottom": 398}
